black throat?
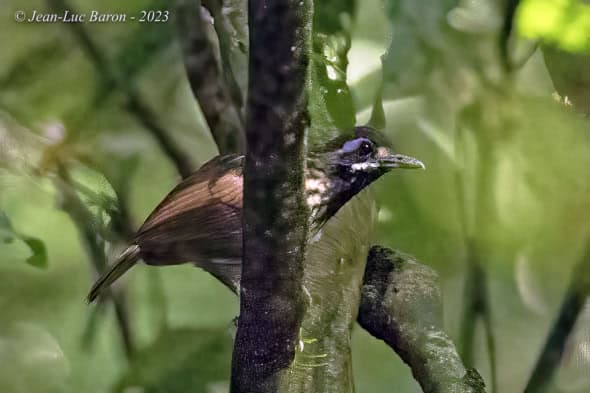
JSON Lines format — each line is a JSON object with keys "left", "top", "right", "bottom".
{"left": 305, "top": 152, "right": 381, "bottom": 234}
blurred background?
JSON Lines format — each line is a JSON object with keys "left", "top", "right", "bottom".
{"left": 1, "top": 0, "right": 590, "bottom": 392}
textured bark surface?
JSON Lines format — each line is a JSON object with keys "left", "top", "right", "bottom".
{"left": 230, "top": 1, "right": 312, "bottom": 391}
{"left": 358, "top": 247, "right": 486, "bottom": 393}
{"left": 176, "top": 0, "right": 246, "bottom": 155}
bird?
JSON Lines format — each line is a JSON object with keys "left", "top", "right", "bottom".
{"left": 87, "top": 126, "right": 424, "bottom": 302}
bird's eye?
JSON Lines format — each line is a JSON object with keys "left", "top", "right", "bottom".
{"left": 359, "top": 141, "right": 373, "bottom": 156}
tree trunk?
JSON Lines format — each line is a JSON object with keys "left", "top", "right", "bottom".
{"left": 230, "top": 0, "right": 312, "bottom": 391}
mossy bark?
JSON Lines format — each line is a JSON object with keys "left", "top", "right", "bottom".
{"left": 230, "top": 1, "right": 312, "bottom": 391}
{"left": 358, "top": 247, "right": 487, "bottom": 393}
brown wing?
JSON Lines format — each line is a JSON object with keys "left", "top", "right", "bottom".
{"left": 134, "top": 154, "right": 244, "bottom": 266}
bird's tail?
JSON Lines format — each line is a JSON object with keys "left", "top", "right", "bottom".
{"left": 87, "top": 244, "right": 141, "bottom": 303}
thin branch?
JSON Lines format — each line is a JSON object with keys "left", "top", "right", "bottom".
{"left": 455, "top": 123, "right": 498, "bottom": 393}
{"left": 459, "top": 240, "right": 497, "bottom": 393}
{"left": 459, "top": 248, "right": 481, "bottom": 367}
{"left": 524, "top": 242, "right": 590, "bottom": 393}
{"left": 368, "top": 84, "right": 386, "bottom": 130}
{"left": 54, "top": 164, "right": 134, "bottom": 358}
{"left": 230, "top": 0, "right": 311, "bottom": 391}
{"left": 176, "top": 0, "right": 246, "bottom": 155}
{"left": 201, "top": 0, "right": 248, "bottom": 112}
{"left": 47, "top": 0, "right": 195, "bottom": 178}
{"left": 499, "top": 0, "right": 520, "bottom": 73}
{"left": 524, "top": 43, "right": 590, "bottom": 392}
{"left": 358, "top": 246, "right": 487, "bottom": 393}
{"left": 124, "top": 96, "right": 194, "bottom": 178}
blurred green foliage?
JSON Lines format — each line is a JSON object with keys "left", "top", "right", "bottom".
{"left": 0, "top": 210, "right": 47, "bottom": 268}
{"left": 1, "top": 0, "right": 590, "bottom": 392}
{"left": 518, "top": 0, "right": 590, "bottom": 52}
{"left": 309, "top": 0, "right": 356, "bottom": 145}
{"left": 115, "top": 328, "right": 233, "bottom": 393}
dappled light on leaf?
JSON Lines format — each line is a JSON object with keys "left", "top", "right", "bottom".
{"left": 308, "top": 0, "right": 356, "bottom": 146}
{"left": 517, "top": 0, "right": 590, "bottom": 52}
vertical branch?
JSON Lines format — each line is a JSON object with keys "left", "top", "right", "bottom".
{"left": 470, "top": 134, "right": 498, "bottom": 393}
{"left": 456, "top": 115, "right": 498, "bottom": 393}
{"left": 201, "top": 0, "right": 248, "bottom": 110}
{"left": 459, "top": 244, "right": 482, "bottom": 367}
{"left": 230, "top": 0, "right": 311, "bottom": 391}
{"left": 499, "top": 0, "right": 521, "bottom": 73}
{"left": 525, "top": 47, "right": 590, "bottom": 393}
{"left": 176, "top": 0, "right": 246, "bottom": 154}
{"left": 459, "top": 240, "right": 497, "bottom": 393}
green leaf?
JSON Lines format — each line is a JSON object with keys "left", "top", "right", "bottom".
{"left": 517, "top": 0, "right": 590, "bottom": 53}
{"left": 0, "top": 210, "right": 48, "bottom": 269}
{"left": 309, "top": 0, "right": 356, "bottom": 147}
{"left": 22, "top": 237, "right": 48, "bottom": 269}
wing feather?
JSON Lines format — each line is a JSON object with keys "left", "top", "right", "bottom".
{"left": 134, "top": 155, "right": 244, "bottom": 265}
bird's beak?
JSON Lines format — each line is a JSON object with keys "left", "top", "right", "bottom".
{"left": 378, "top": 149, "right": 425, "bottom": 170}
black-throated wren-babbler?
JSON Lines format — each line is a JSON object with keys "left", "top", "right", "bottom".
{"left": 87, "top": 126, "right": 424, "bottom": 301}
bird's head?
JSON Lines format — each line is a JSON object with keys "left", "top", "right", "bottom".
{"left": 306, "top": 126, "right": 424, "bottom": 230}
{"left": 325, "top": 126, "right": 425, "bottom": 177}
